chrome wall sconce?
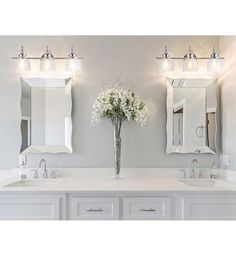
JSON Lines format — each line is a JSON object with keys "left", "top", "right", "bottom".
{"left": 160, "top": 46, "right": 174, "bottom": 72}
{"left": 40, "top": 46, "right": 56, "bottom": 72}
{"left": 65, "top": 47, "right": 81, "bottom": 72}
{"left": 207, "top": 47, "right": 223, "bottom": 72}
{"left": 13, "top": 46, "right": 83, "bottom": 73}
{"left": 183, "top": 46, "right": 198, "bottom": 72}
{"left": 157, "top": 46, "right": 224, "bottom": 73}
{"left": 16, "top": 46, "right": 31, "bottom": 72}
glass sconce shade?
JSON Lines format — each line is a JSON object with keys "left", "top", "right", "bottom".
{"left": 17, "top": 58, "right": 31, "bottom": 72}
{"left": 183, "top": 58, "right": 198, "bottom": 71}
{"left": 161, "top": 58, "right": 174, "bottom": 72}
{"left": 16, "top": 46, "right": 31, "bottom": 72}
{"left": 207, "top": 58, "right": 223, "bottom": 72}
{"left": 40, "top": 58, "right": 56, "bottom": 72}
{"left": 207, "top": 48, "right": 223, "bottom": 72}
{"left": 65, "top": 58, "right": 81, "bottom": 72}
{"left": 183, "top": 47, "right": 198, "bottom": 71}
{"left": 40, "top": 46, "right": 56, "bottom": 72}
{"left": 65, "top": 47, "right": 81, "bottom": 72}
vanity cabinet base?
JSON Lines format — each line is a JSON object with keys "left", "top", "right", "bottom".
{"left": 1, "top": 192, "right": 236, "bottom": 220}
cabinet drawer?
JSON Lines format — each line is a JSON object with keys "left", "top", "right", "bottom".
{"left": 123, "top": 197, "right": 171, "bottom": 220}
{"left": 69, "top": 197, "right": 119, "bottom": 220}
{"left": 0, "top": 197, "right": 60, "bottom": 220}
{"left": 179, "top": 196, "right": 236, "bottom": 220}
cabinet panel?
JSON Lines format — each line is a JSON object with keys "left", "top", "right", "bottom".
{"left": 123, "top": 197, "right": 171, "bottom": 220}
{"left": 178, "top": 196, "right": 236, "bottom": 220}
{"left": 69, "top": 197, "right": 119, "bottom": 220}
{"left": 0, "top": 197, "right": 61, "bottom": 220}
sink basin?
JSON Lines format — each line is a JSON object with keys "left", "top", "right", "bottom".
{"left": 5, "top": 179, "right": 59, "bottom": 188}
{"left": 180, "top": 179, "right": 230, "bottom": 188}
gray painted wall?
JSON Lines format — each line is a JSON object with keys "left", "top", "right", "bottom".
{"left": 220, "top": 36, "right": 236, "bottom": 171}
{"left": 0, "top": 36, "right": 219, "bottom": 169}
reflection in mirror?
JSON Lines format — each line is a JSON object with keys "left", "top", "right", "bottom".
{"left": 166, "top": 78, "right": 217, "bottom": 154}
{"left": 20, "top": 74, "right": 72, "bottom": 154}
{"left": 21, "top": 81, "right": 31, "bottom": 152}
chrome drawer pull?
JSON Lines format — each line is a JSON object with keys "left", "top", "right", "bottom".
{"left": 87, "top": 208, "right": 104, "bottom": 212}
{"left": 139, "top": 208, "right": 156, "bottom": 212}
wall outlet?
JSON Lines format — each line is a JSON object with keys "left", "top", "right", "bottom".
{"left": 222, "top": 155, "right": 229, "bottom": 168}
{"left": 19, "top": 155, "right": 27, "bottom": 166}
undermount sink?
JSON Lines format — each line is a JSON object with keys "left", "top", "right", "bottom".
{"left": 180, "top": 179, "right": 230, "bottom": 188}
{"left": 5, "top": 179, "right": 59, "bottom": 188}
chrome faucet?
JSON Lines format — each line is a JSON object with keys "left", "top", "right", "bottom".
{"left": 39, "top": 159, "right": 48, "bottom": 179}
{"left": 210, "top": 162, "right": 218, "bottom": 179}
{"left": 190, "top": 159, "right": 199, "bottom": 179}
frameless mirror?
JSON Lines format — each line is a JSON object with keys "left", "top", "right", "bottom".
{"left": 166, "top": 77, "right": 217, "bottom": 154}
{"left": 20, "top": 74, "right": 72, "bottom": 154}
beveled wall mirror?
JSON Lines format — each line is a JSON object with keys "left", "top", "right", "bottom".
{"left": 20, "top": 74, "right": 72, "bottom": 154}
{"left": 166, "top": 77, "right": 217, "bottom": 154}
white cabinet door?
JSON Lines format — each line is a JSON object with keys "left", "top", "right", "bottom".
{"left": 178, "top": 195, "right": 236, "bottom": 220}
{"left": 0, "top": 195, "right": 63, "bottom": 220}
{"left": 69, "top": 197, "right": 119, "bottom": 220}
{"left": 123, "top": 197, "right": 171, "bottom": 220}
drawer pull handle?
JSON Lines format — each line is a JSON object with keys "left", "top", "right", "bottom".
{"left": 139, "top": 208, "right": 156, "bottom": 212}
{"left": 87, "top": 208, "right": 104, "bottom": 212}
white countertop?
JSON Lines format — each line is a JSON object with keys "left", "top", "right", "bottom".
{"left": 0, "top": 168, "right": 236, "bottom": 192}
{"left": 1, "top": 177, "right": 236, "bottom": 192}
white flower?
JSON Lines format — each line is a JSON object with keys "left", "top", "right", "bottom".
{"left": 91, "top": 87, "right": 148, "bottom": 126}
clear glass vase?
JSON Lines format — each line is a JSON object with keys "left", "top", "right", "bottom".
{"left": 113, "top": 119, "right": 122, "bottom": 178}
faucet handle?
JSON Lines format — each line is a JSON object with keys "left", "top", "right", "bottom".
{"left": 178, "top": 169, "right": 187, "bottom": 179}
{"left": 31, "top": 169, "right": 39, "bottom": 179}
{"left": 210, "top": 163, "right": 219, "bottom": 179}
{"left": 20, "top": 173, "right": 27, "bottom": 179}
{"left": 210, "top": 172, "right": 219, "bottom": 179}
{"left": 50, "top": 170, "right": 57, "bottom": 179}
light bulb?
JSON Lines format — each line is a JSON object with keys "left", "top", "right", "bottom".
{"left": 160, "top": 46, "right": 174, "bottom": 72}
{"left": 183, "top": 46, "right": 198, "bottom": 71}
{"left": 40, "top": 46, "right": 56, "bottom": 72}
{"left": 65, "top": 47, "right": 81, "bottom": 72}
{"left": 16, "top": 46, "right": 31, "bottom": 73}
{"left": 207, "top": 47, "right": 223, "bottom": 73}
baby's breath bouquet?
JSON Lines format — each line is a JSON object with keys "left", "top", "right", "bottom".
{"left": 91, "top": 83, "right": 148, "bottom": 177}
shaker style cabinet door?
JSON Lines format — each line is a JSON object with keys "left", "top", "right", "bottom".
{"left": 69, "top": 197, "right": 120, "bottom": 220}
{"left": 177, "top": 194, "right": 236, "bottom": 220}
{"left": 123, "top": 197, "right": 171, "bottom": 220}
{"left": 0, "top": 194, "right": 63, "bottom": 220}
